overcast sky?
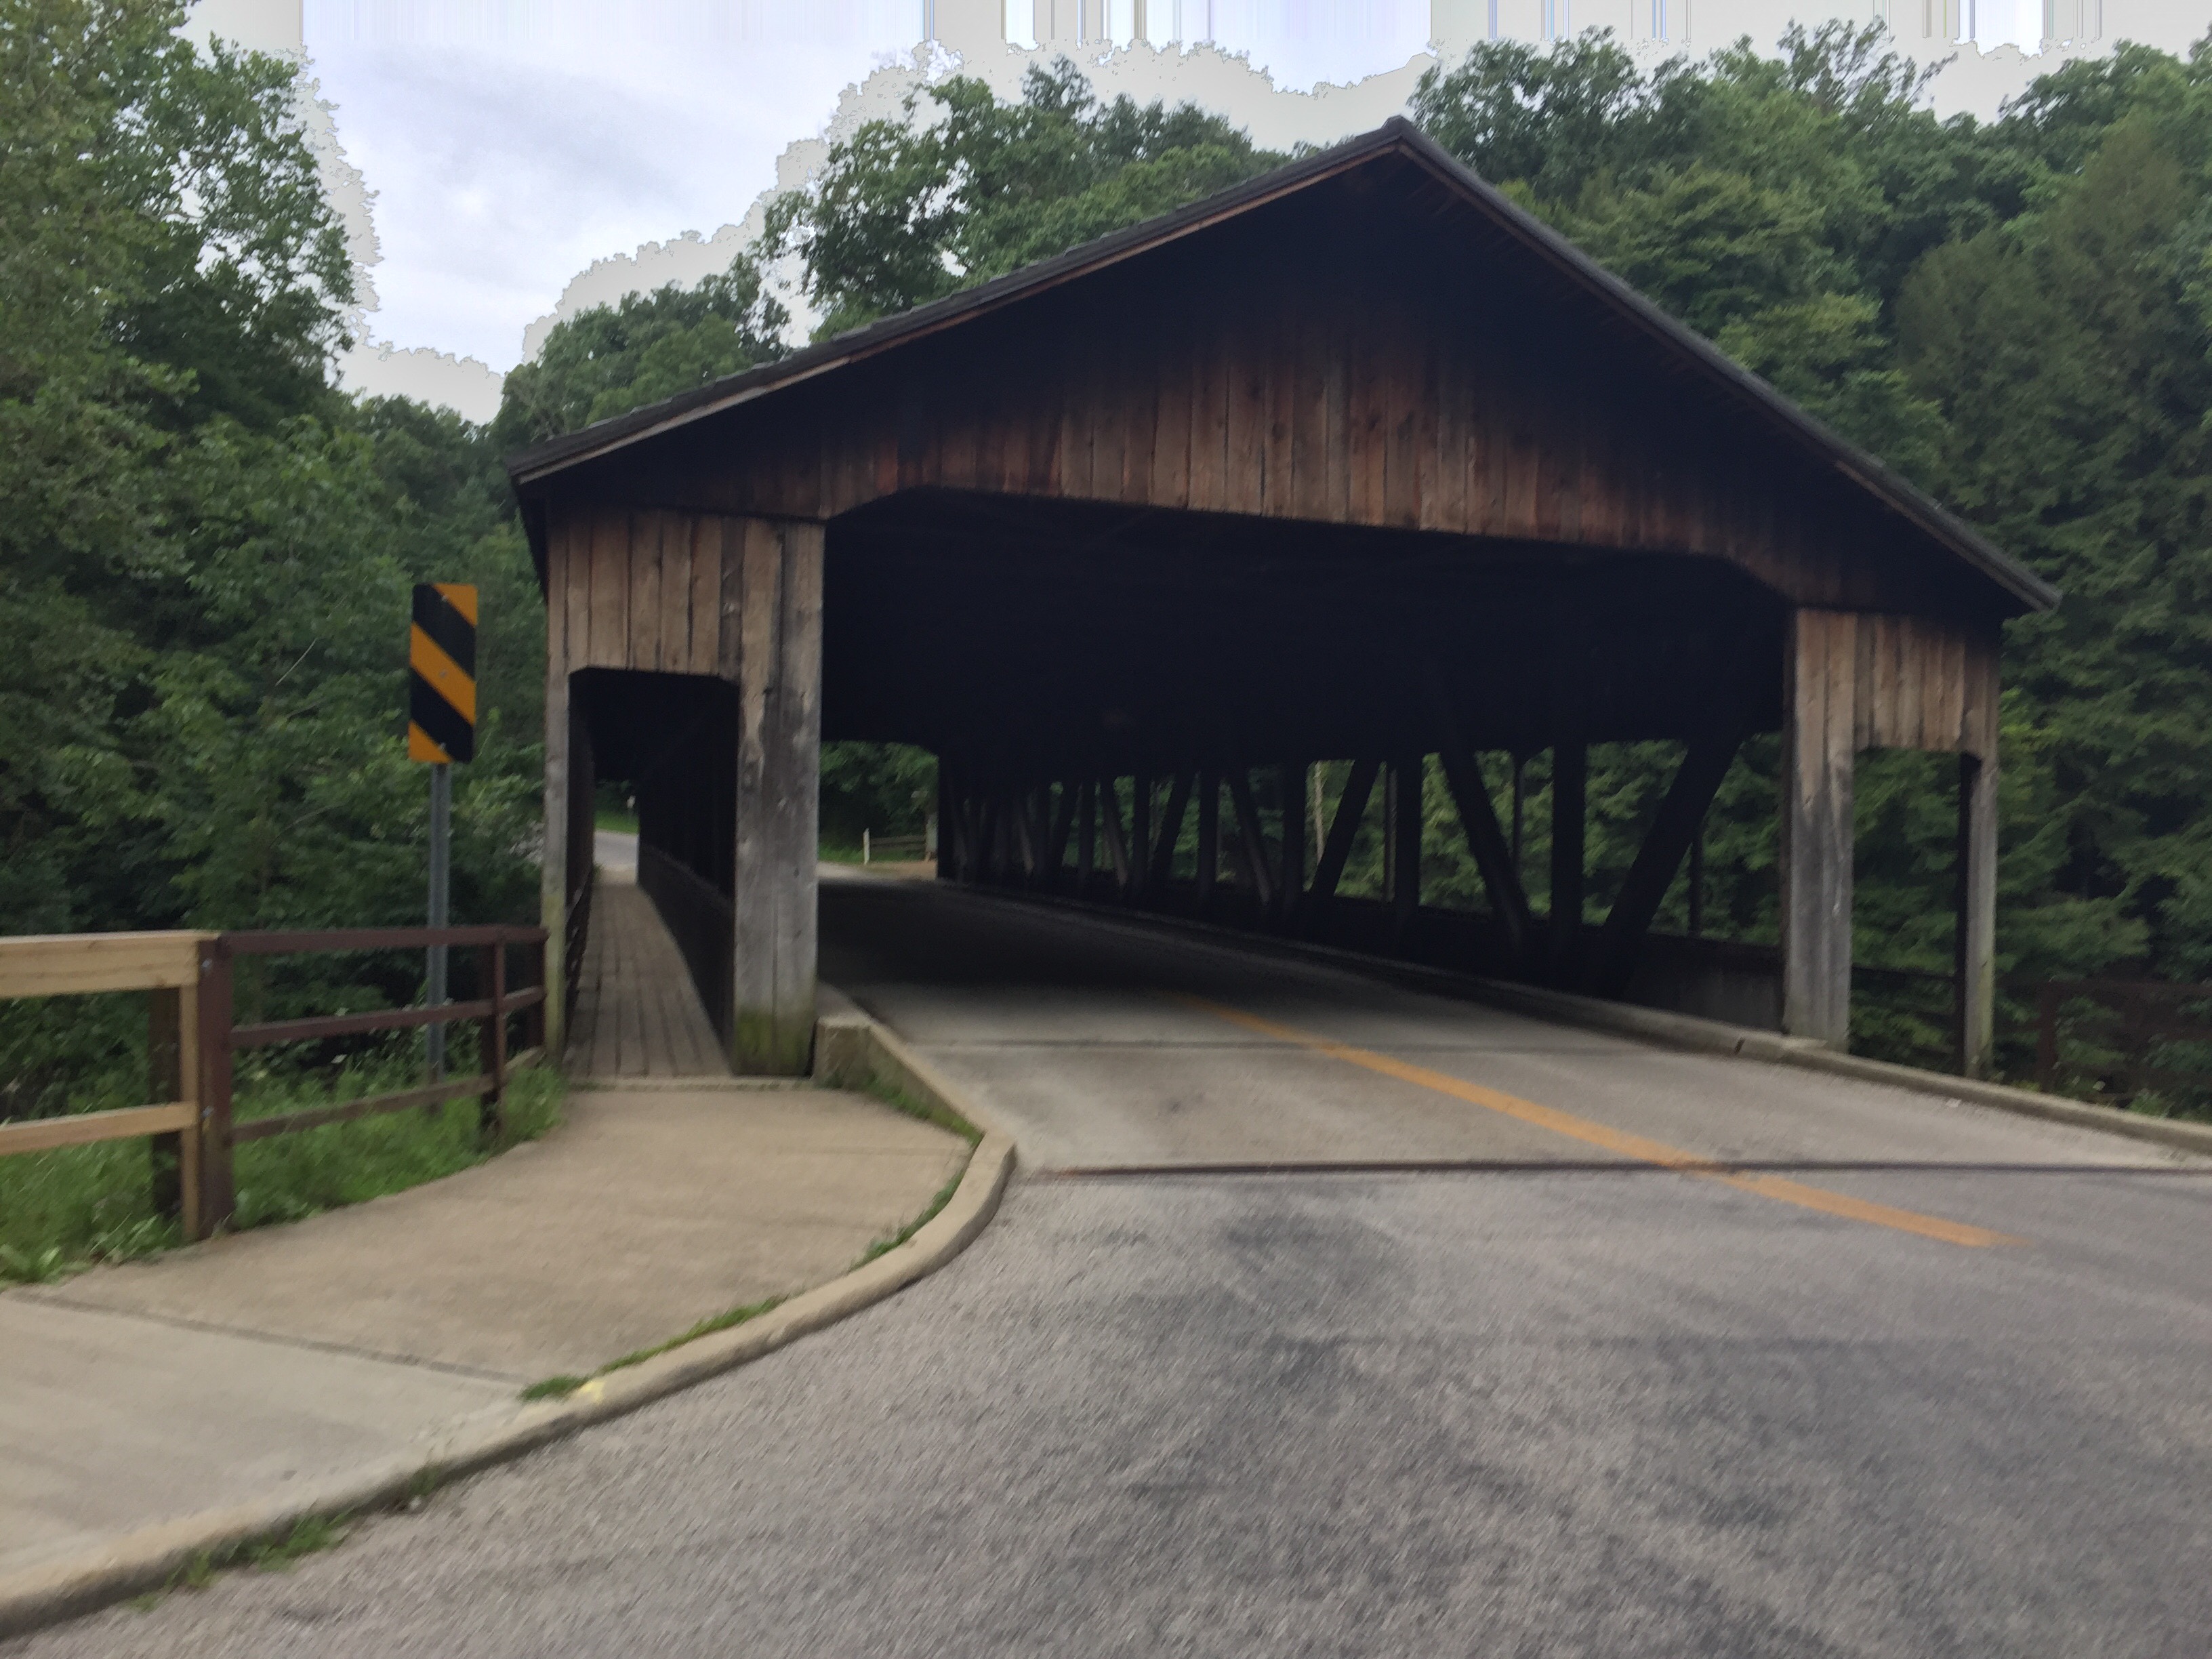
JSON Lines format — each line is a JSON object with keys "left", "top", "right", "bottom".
{"left": 298, "top": 1, "right": 2069, "bottom": 373}
{"left": 302, "top": 5, "right": 1446, "bottom": 370}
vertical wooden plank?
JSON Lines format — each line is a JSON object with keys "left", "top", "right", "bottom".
{"left": 729, "top": 516, "right": 822, "bottom": 1074}
{"left": 1780, "top": 610, "right": 1856, "bottom": 1046}
{"left": 1151, "top": 312, "right": 1192, "bottom": 511}
{"left": 1430, "top": 302, "right": 1469, "bottom": 535}
{"left": 1189, "top": 308, "right": 1231, "bottom": 514}
{"left": 1263, "top": 289, "right": 1296, "bottom": 518}
{"left": 632, "top": 511, "right": 663, "bottom": 672}
{"left": 716, "top": 514, "right": 745, "bottom": 681}
{"left": 655, "top": 512, "right": 688, "bottom": 676}
{"left": 1291, "top": 289, "right": 1330, "bottom": 523}
{"left": 686, "top": 516, "right": 718, "bottom": 676}
{"left": 561, "top": 512, "right": 589, "bottom": 674}
{"left": 1853, "top": 609, "right": 1879, "bottom": 752}
{"left": 1092, "top": 323, "right": 1129, "bottom": 502}
{"left": 1324, "top": 295, "right": 1352, "bottom": 525}
{"left": 543, "top": 518, "right": 575, "bottom": 1052}
{"left": 1502, "top": 338, "right": 1540, "bottom": 538}
{"left": 1227, "top": 308, "right": 1267, "bottom": 516}
{"left": 590, "top": 509, "right": 628, "bottom": 669}
{"left": 1549, "top": 742, "right": 1587, "bottom": 985}
{"left": 1383, "top": 323, "right": 1421, "bottom": 531}
{"left": 1349, "top": 300, "right": 1387, "bottom": 527}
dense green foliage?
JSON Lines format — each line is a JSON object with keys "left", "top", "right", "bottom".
{"left": 2, "top": 0, "right": 544, "bottom": 1121}
{"left": 489, "top": 261, "right": 788, "bottom": 454}
{"left": 762, "top": 60, "right": 1279, "bottom": 339}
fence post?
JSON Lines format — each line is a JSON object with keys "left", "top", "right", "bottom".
{"left": 2036, "top": 982, "right": 2059, "bottom": 1094}
{"left": 148, "top": 987, "right": 182, "bottom": 1225}
{"left": 526, "top": 937, "right": 546, "bottom": 1055}
{"left": 480, "top": 939, "right": 507, "bottom": 1141}
{"left": 194, "top": 937, "right": 235, "bottom": 1236}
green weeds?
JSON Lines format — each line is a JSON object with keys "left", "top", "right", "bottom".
{"left": 1, "top": 1065, "right": 565, "bottom": 1284}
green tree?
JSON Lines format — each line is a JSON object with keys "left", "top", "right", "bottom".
{"left": 491, "top": 259, "right": 788, "bottom": 454}
{"left": 764, "top": 59, "right": 1279, "bottom": 338}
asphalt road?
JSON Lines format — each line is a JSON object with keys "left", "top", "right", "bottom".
{"left": 15, "top": 878, "right": 2211, "bottom": 1658}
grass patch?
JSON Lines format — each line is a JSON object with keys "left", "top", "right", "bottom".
{"left": 0, "top": 1065, "right": 565, "bottom": 1284}
{"left": 161, "top": 1513, "right": 353, "bottom": 1601}
{"left": 853, "top": 1169, "right": 965, "bottom": 1268}
{"left": 858, "top": 1078, "right": 982, "bottom": 1147}
{"left": 594, "top": 808, "right": 638, "bottom": 834}
{"left": 518, "top": 1296, "right": 786, "bottom": 1401}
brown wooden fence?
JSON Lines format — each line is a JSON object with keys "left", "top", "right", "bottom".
{"left": 2033, "top": 979, "right": 2212, "bottom": 1114}
{"left": 0, "top": 924, "right": 545, "bottom": 1240}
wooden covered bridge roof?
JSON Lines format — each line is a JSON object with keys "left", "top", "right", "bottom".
{"left": 510, "top": 117, "right": 2055, "bottom": 788}
{"left": 510, "top": 117, "right": 2053, "bottom": 621}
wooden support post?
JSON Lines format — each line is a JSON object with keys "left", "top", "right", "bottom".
{"left": 1780, "top": 609, "right": 1856, "bottom": 1048}
{"left": 1549, "top": 743, "right": 1587, "bottom": 984}
{"left": 1076, "top": 779, "right": 1097, "bottom": 893}
{"left": 1099, "top": 778, "right": 1132, "bottom": 895}
{"left": 1225, "top": 768, "right": 1275, "bottom": 912}
{"left": 936, "top": 762, "right": 961, "bottom": 882}
{"left": 194, "top": 937, "right": 234, "bottom": 1236}
{"left": 1149, "top": 771, "right": 1193, "bottom": 892}
{"left": 148, "top": 987, "right": 181, "bottom": 1219}
{"left": 1424, "top": 661, "right": 1532, "bottom": 959}
{"left": 1307, "top": 758, "right": 1379, "bottom": 928}
{"left": 540, "top": 630, "right": 571, "bottom": 1052}
{"left": 1277, "top": 762, "right": 1307, "bottom": 927}
{"left": 1194, "top": 769, "right": 1220, "bottom": 910}
{"left": 1510, "top": 754, "right": 1526, "bottom": 875}
{"left": 1012, "top": 785, "right": 1040, "bottom": 882}
{"left": 1130, "top": 773, "right": 1153, "bottom": 901}
{"left": 729, "top": 517, "right": 822, "bottom": 1076}
{"left": 1687, "top": 826, "right": 1705, "bottom": 937}
{"left": 1957, "top": 752, "right": 1997, "bottom": 1078}
{"left": 1587, "top": 734, "right": 1744, "bottom": 996}
{"left": 1387, "top": 755, "right": 1422, "bottom": 941}
{"left": 480, "top": 941, "right": 508, "bottom": 1141}
{"left": 1437, "top": 748, "right": 1534, "bottom": 963}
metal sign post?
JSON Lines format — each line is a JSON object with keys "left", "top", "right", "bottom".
{"left": 409, "top": 583, "right": 478, "bottom": 1082}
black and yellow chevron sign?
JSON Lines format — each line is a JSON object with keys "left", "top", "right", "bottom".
{"left": 408, "top": 583, "right": 477, "bottom": 764}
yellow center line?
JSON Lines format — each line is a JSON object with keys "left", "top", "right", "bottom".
{"left": 1174, "top": 994, "right": 2026, "bottom": 1250}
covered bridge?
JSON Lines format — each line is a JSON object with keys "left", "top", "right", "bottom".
{"left": 508, "top": 118, "right": 2057, "bottom": 1079}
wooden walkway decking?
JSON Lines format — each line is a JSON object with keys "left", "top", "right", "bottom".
{"left": 566, "top": 875, "right": 729, "bottom": 1079}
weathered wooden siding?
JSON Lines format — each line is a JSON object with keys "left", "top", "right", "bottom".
{"left": 606, "top": 213, "right": 1982, "bottom": 621}
{"left": 544, "top": 506, "right": 821, "bottom": 1075}
{"left": 547, "top": 508, "right": 747, "bottom": 678}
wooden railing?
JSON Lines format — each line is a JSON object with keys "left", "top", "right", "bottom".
{"left": 0, "top": 924, "right": 546, "bottom": 1240}
{"left": 2034, "top": 979, "right": 2212, "bottom": 1113}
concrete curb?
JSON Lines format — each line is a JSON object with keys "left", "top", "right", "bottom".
{"left": 931, "top": 880, "right": 2212, "bottom": 1162}
{"left": 0, "top": 1014, "right": 1015, "bottom": 1642}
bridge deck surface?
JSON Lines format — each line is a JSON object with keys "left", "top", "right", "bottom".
{"left": 21, "top": 874, "right": 2210, "bottom": 1658}
{"left": 565, "top": 841, "right": 726, "bottom": 1079}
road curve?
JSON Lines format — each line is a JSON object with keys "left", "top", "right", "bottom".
{"left": 12, "top": 877, "right": 2210, "bottom": 1658}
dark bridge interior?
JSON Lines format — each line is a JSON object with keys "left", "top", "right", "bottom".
{"left": 822, "top": 490, "right": 1788, "bottom": 772}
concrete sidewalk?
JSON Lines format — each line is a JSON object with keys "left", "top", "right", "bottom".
{"left": 0, "top": 1082, "right": 970, "bottom": 1585}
